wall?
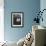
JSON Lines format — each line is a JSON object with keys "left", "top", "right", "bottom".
{"left": 40, "top": 0, "right": 46, "bottom": 27}
{"left": 4, "top": 0, "right": 40, "bottom": 42}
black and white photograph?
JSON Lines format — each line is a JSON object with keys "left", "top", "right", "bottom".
{"left": 11, "top": 12, "right": 24, "bottom": 28}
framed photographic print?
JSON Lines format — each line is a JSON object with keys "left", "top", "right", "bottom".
{"left": 11, "top": 12, "right": 24, "bottom": 28}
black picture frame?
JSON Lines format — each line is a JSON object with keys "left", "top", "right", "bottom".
{"left": 11, "top": 12, "right": 24, "bottom": 28}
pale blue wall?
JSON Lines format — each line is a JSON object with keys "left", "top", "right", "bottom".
{"left": 40, "top": 0, "right": 46, "bottom": 27}
{"left": 4, "top": 0, "right": 40, "bottom": 42}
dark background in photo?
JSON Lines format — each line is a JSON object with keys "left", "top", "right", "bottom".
{"left": 13, "top": 15, "right": 21, "bottom": 25}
